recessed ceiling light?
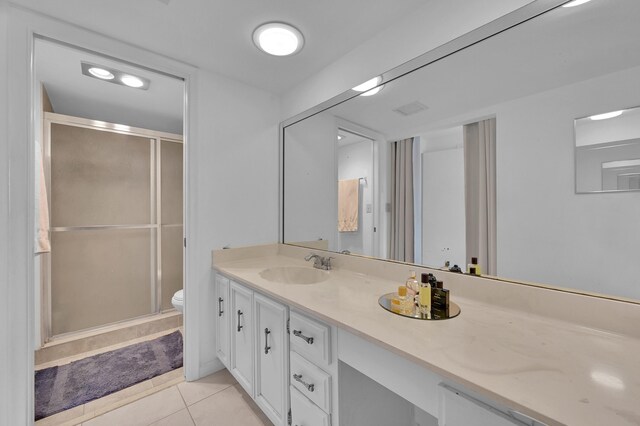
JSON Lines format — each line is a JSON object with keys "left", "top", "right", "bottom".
{"left": 562, "top": 0, "right": 592, "bottom": 7}
{"left": 337, "top": 135, "right": 344, "bottom": 140}
{"left": 81, "top": 62, "right": 150, "bottom": 90}
{"left": 253, "top": 22, "right": 304, "bottom": 56}
{"left": 88, "top": 67, "right": 114, "bottom": 80}
{"left": 121, "top": 75, "right": 145, "bottom": 88}
{"left": 590, "top": 110, "right": 623, "bottom": 121}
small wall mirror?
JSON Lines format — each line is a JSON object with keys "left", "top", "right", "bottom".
{"left": 575, "top": 106, "right": 640, "bottom": 193}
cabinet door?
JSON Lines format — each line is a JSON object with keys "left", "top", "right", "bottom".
{"left": 254, "top": 293, "right": 288, "bottom": 426}
{"left": 215, "top": 274, "right": 230, "bottom": 368}
{"left": 230, "top": 281, "right": 254, "bottom": 396}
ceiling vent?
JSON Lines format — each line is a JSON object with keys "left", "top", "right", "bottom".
{"left": 393, "top": 101, "right": 429, "bottom": 116}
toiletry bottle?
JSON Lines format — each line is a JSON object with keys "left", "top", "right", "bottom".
{"left": 432, "top": 281, "right": 450, "bottom": 310}
{"left": 418, "top": 273, "right": 432, "bottom": 315}
{"left": 467, "top": 257, "right": 481, "bottom": 275}
{"left": 397, "top": 285, "right": 413, "bottom": 315}
{"left": 391, "top": 287, "right": 403, "bottom": 314}
{"left": 405, "top": 270, "right": 419, "bottom": 301}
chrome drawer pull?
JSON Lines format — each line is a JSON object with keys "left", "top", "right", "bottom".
{"left": 293, "top": 373, "right": 315, "bottom": 392}
{"left": 218, "top": 297, "right": 224, "bottom": 317}
{"left": 237, "top": 310, "right": 243, "bottom": 332}
{"left": 264, "top": 328, "right": 271, "bottom": 354}
{"left": 293, "top": 330, "right": 314, "bottom": 345}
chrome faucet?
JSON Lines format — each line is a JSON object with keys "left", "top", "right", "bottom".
{"left": 305, "top": 253, "right": 333, "bottom": 270}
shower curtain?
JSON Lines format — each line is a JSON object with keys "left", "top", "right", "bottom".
{"left": 389, "top": 137, "right": 414, "bottom": 262}
{"left": 464, "top": 118, "right": 497, "bottom": 275}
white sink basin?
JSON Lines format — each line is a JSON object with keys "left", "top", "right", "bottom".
{"left": 259, "top": 266, "right": 329, "bottom": 285}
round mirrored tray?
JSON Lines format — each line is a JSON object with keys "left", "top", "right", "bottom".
{"left": 378, "top": 292, "right": 461, "bottom": 320}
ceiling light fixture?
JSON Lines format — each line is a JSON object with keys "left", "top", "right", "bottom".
{"left": 562, "top": 0, "right": 592, "bottom": 7}
{"left": 590, "top": 110, "right": 623, "bottom": 121}
{"left": 253, "top": 22, "right": 304, "bottom": 56}
{"left": 88, "top": 67, "right": 114, "bottom": 80}
{"left": 121, "top": 75, "right": 145, "bottom": 88}
{"left": 81, "top": 62, "right": 150, "bottom": 90}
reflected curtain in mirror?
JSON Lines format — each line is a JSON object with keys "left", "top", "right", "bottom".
{"left": 464, "top": 118, "right": 497, "bottom": 275}
{"left": 389, "top": 138, "right": 414, "bottom": 262}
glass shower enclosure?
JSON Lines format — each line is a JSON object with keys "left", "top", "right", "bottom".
{"left": 42, "top": 113, "right": 183, "bottom": 338}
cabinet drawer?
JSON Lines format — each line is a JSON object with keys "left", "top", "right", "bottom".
{"left": 290, "top": 311, "right": 331, "bottom": 365}
{"left": 290, "top": 351, "right": 331, "bottom": 413}
{"left": 290, "top": 386, "right": 330, "bottom": 426}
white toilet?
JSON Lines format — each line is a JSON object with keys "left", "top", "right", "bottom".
{"left": 171, "top": 289, "right": 184, "bottom": 313}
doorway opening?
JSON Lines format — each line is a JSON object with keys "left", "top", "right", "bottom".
{"left": 33, "top": 37, "right": 186, "bottom": 423}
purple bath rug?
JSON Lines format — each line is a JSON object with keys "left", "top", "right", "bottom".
{"left": 35, "top": 330, "right": 183, "bottom": 420}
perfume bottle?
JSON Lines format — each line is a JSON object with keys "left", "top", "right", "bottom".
{"left": 405, "top": 270, "right": 419, "bottom": 300}
{"left": 418, "top": 275, "right": 432, "bottom": 315}
{"left": 396, "top": 285, "right": 413, "bottom": 315}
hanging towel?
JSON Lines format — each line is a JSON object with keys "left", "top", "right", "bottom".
{"left": 36, "top": 141, "right": 51, "bottom": 253}
{"left": 338, "top": 179, "right": 359, "bottom": 232}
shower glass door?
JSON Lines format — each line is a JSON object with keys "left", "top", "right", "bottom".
{"left": 46, "top": 115, "right": 182, "bottom": 337}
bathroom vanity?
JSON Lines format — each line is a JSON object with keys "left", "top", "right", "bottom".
{"left": 212, "top": 244, "right": 640, "bottom": 426}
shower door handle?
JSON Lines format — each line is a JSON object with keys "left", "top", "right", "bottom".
{"left": 218, "top": 297, "right": 224, "bottom": 316}
{"left": 237, "top": 310, "right": 243, "bottom": 332}
{"left": 264, "top": 328, "right": 271, "bottom": 354}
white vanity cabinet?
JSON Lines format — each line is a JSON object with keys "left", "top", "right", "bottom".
{"left": 215, "top": 275, "right": 230, "bottom": 368}
{"left": 230, "top": 280, "right": 255, "bottom": 396}
{"left": 254, "top": 293, "right": 289, "bottom": 426}
{"left": 216, "top": 274, "right": 290, "bottom": 426}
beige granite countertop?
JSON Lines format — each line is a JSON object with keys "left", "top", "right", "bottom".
{"left": 213, "top": 245, "right": 640, "bottom": 426}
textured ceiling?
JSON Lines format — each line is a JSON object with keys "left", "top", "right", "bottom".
{"left": 15, "top": 0, "right": 428, "bottom": 94}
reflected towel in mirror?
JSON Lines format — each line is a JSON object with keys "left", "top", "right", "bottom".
{"left": 338, "top": 178, "right": 359, "bottom": 232}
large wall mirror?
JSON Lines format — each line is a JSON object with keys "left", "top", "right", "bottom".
{"left": 281, "top": 0, "right": 640, "bottom": 302}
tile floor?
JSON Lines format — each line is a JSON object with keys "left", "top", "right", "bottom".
{"left": 81, "top": 369, "right": 271, "bottom": 426}
{"left": 35, "top": 328, "right": 188, "bottom": 426}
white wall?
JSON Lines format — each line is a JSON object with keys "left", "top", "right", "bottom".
{"left": 337, "top": 140, "right": 373, "bottom": 256}
{"left": 1, "top": 7, "right": 280, "bottom": 425}
{"left": 420, "top": 127, "right": 465, "bottom": 269}
{"left": 280, "top": 0, "right": 534, "bottom": 120}
{"left": 193, "top": 70, "right": 280, "bottom": 377}
{"left": 496, "top": 66, "right": 640, "bottom": 299}
{"left": 284, "top": 113, "right": 337, "bottom": 249}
